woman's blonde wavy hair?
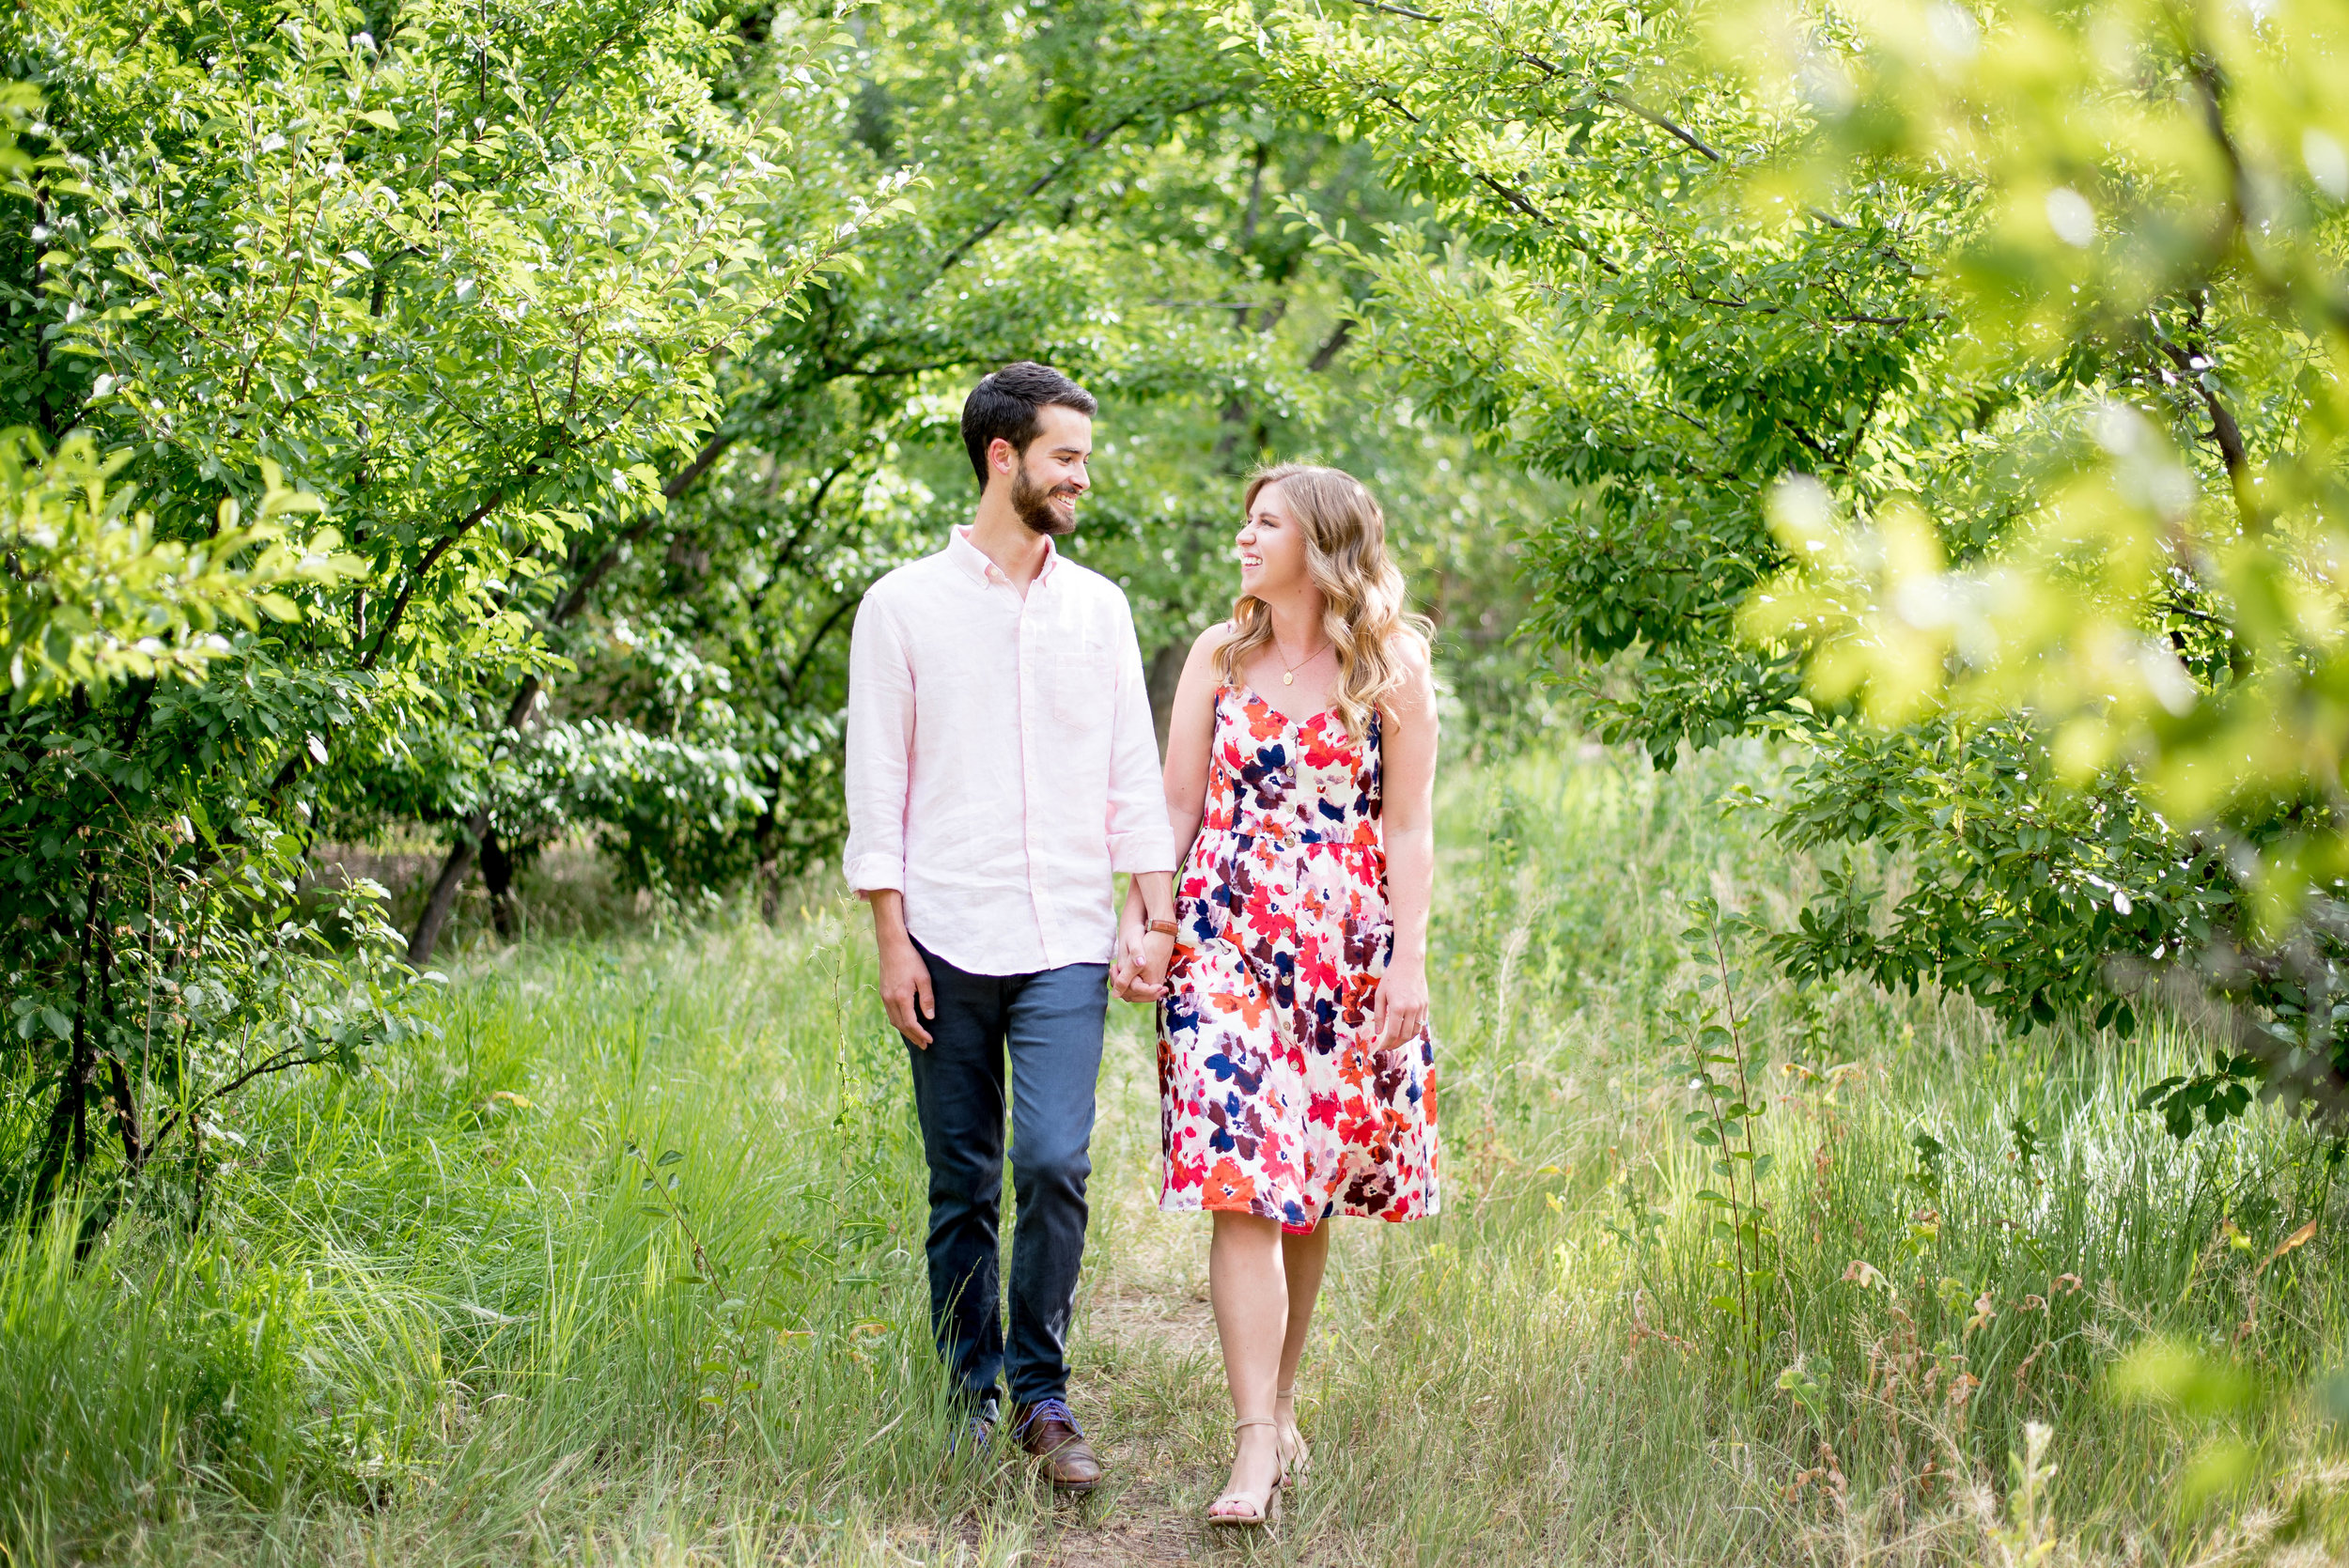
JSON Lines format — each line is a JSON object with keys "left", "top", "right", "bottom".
{"left": 1215, "top": 463, "right": 1432, "bottom": 741}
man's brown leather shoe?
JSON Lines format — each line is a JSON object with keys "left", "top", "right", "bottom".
{"left": 1013, "top": 1398, "right": 1103, "bottom": 1490}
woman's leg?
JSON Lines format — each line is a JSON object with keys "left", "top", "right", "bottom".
{"left": 1207, "top": 1210, "right": 1287, "bottom": 1516}
{"left": 1274, "top": 1221, "right": 1330, "bottom": 1465}
{"left": 1277, "top": 1221, "right": 1331, "bottom": 1386}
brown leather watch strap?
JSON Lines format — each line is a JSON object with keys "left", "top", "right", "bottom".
{"left": 1146, "top": 918, "right": 1178, "bottom": 938}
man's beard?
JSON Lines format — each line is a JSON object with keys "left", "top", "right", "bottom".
{"left": 1011, "top": 461, "right": 1079, "bottom": 536}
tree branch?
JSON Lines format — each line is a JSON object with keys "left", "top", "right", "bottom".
{"left": 2189, "top": 54, "right": 2349, "bottom": 341}
{"left": 662, "top": 427, "right": 734, "bottom": 505}
{"left": 920, "top": 97, "right": 1229, "bottom": 291}
{"left": 783, "top": 596, "right": 862, "bottom": 699}
{"left": 1344, "top": 0, "right": 1727, "bottom": 163}
{"left": 2152, "top": 334, "right": 2258, "bottom": 528}
{"left": 746, "top": 453, "right": 871, "bottom": 619}
{"left": 1306, "top": 317, "right": 1356, "bottom": 373}
{"left": 147, "top": 1049, "right": 342, "bottom": 1155}
{"left": 360, "top": 492, "right": 506, "bottom": 672}
{"left": 1596, "top": 91, "right": 1722, "bottom": 164}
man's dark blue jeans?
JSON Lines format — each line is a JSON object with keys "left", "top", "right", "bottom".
{"left": 904, "top": 939, "right": 1107, "bottom": 1414}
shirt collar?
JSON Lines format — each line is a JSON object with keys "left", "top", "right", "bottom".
{"left": 948, "top": 524, "right": 1060, "bottom": 587}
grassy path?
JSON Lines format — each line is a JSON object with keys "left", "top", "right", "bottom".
{"left": 5, "top": 749, "right": 2346, "bottom": 1565}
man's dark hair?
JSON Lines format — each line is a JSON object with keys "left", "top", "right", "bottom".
{"left": 960, "top": 362, "right": 1097, "bottom": 489}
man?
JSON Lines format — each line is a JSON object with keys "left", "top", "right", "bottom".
{"left": 842, "top": 362, "right": 1179, "bottom": 1488}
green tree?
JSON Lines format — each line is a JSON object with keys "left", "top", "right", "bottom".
{"left": 1741, "top": 0, "right": 2349, "bottom": 1110}
{"left": 394, "top": 0, "right": 1560, "bottom": 938}
{"left": 0, "top": 0, "right": 879, "bottom": 1216}
{"left": 1239, "top": 0, "right": 2349, "bottom": 1113}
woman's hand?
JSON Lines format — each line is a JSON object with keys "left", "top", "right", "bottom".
{"left": 1372, "top": 953, "right": 1430, "bottom": 1053}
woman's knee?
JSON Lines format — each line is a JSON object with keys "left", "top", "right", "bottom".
{"left": 1211, "top": 1210, "right": 1286, "bottom": 1253}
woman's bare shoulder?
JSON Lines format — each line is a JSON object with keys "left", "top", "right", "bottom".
{"left": 1379, "top": 629, "right": 1439, "bottom": 722}
{"left": 1190, "top": 621, "right": 1239, "bottom": 659}
{"left": 1383, "top": 626, "right": 1435, "bottom": 692}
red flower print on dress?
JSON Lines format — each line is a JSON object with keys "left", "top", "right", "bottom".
{"left": 1211, "top": 987, "right": 1271, "bottom": 1032}
{"left": 1206, "top": 1157, "right": 1258, "bottom": 1207}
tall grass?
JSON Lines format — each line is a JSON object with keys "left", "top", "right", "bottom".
{"left": 1, "top": 743, "right": 2342, "bottom": 1565}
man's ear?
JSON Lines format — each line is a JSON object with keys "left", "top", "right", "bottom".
{"left": 987, "top": 435, "right": 1018, "bottom": 483}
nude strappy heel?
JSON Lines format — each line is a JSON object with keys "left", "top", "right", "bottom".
{"left": 1206, "top": 1416, "right": 1283, "bottom": 1528}
{"left": 1276, "top": 1385, "right": 1311, "bottom": 1489}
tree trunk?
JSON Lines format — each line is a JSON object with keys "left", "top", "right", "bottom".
{"left": 106, "top": 1052, "right": 143, "bottom": 1173}
{"left": 31, "top": 863, "right": 105, "bottom": 1213}
{"left": 1147, "top": 640, "right": 1188, "bottom": 753}
{"left": 758, "top": 856, "right": 785, "bottom": 926}
{"left": 407, "top": 808, "right": 490, "bottom": 967}
{"left": 393, "top": 439, "right": 735, "bottom": 962}
{"left": 751, "top": 801, "right": 785, "bottom": 926}
{"left": 479, "top": 826, "right": 517, "bottom": 939}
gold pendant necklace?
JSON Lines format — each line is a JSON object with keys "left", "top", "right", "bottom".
{"left": 1279, "top": 638, "right": 1328, "bottom": 687}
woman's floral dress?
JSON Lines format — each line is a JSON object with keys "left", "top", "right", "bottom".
{"left": 1158, "top": 685, "right": 1439, "bottom": 1232}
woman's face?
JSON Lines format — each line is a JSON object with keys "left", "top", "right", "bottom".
{"left": 1237, "top": 482, "right": 1311, "bottom": 599}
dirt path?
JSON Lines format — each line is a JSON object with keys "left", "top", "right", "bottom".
{"left": 1035, "top": 1025, "right": 1234, "bottom": 1566}
{"left": 918, "top": 1017, "right": 1369, "bottom": 1565}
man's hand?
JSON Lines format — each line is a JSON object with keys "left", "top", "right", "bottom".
{"left": 1371, "top": 954, "right": 1430, "bottom": 1054}
{"left": 1110, "top": 913, "right": 1146, "bottom": 999}
{"left": 870, "top": 893, "right": 935, "bottom": 1047}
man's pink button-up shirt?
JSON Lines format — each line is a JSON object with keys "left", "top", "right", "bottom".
{"left": 842, "top": 526, "right": 1176, "bottom": 976}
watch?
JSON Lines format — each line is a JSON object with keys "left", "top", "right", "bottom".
{"left": 1146, "top": 918, "right": 1178, "bottom": 938}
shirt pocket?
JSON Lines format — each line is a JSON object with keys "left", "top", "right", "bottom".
{"left": 1045, "top": 636, "right": 1117, "bottom": 727}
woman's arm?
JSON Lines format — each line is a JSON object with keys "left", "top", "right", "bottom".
{"left": 1112, "top": 625, "right": 1230, "bottom": 1001}
{"left": 1374, "top": 640, "right": 1439, "bottom": 1051}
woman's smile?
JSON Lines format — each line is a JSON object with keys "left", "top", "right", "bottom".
{"left": 1237, "top": 480, "right": 1302, "bottom": 586}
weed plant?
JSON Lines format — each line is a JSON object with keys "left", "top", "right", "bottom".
{"left": 2, "top": 744, "right": 2344, "bottom": 1564}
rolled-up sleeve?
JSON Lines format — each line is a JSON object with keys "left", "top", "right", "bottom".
{"left": 1104, "top": 601, "right": 1177, "bottom": 875}
{"left": 842, "top": 593, "right": 912, "bottom": 895}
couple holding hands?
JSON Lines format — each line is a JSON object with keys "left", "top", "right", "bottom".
{"left": 842, "top": 362, "right": 1440, "bottom": 1527}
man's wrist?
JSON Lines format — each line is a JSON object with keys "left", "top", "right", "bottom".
{"left": 868, "top": 893, "right": 913, "bottom": 949}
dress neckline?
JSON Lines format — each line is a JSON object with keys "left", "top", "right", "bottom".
{"left": 1229, "top": 682, "right": 1349, "bottom": 736}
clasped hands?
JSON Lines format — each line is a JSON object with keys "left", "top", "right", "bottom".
{"left": 1110, "top": 915, "right": 1434, "bottom": 1051}
{"left": 1110, "top": 916, "right": 1175, "bottom": 1005}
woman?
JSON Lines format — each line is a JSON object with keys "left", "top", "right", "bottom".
{"left": 1112, "top": 463, "right": 1441, "bottom": 1528}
